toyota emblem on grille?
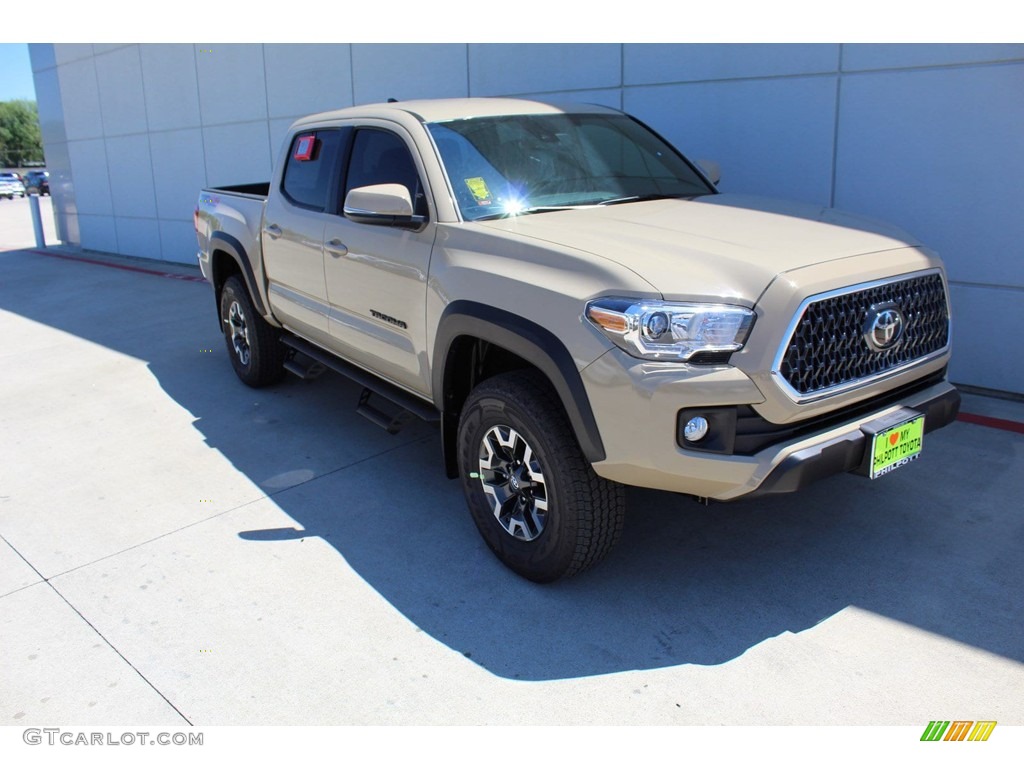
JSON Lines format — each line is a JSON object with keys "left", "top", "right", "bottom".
{"left": 864, "top": 303, "right": 905, "bottom": 351}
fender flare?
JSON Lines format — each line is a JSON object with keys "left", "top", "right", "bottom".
{"left": 433, "top": 301, "right": 606, "bottom": 472}
{"left": 208, "top": 231, "right": 267, "bottom": 316}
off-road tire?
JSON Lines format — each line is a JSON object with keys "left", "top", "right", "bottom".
{"left": 219, "top": 275, "right": 286, "bottom": 387}
{"left": 457, "top": 370, "right": 626, "bottom": 582}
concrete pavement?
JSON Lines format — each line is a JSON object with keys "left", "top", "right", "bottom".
{"left": 1, "top": 224, "right": 1022, "bottom": 725}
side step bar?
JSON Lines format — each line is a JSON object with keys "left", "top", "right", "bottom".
{"left": 283, "top": 358, "right": 325, "bottom": 380}
{"left": 356, "top": 388, "right": 417, "bottom": 434}
{"left": 280, "top": 335, "right": 439, "bottom": 433}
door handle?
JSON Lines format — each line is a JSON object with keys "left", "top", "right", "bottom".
{"left": 325, "top": 238, "right": 348, "bottom": 258}
{"left": 264, "top": 224, "right": 282, "bottom": 239}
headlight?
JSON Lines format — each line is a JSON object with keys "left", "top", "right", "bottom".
{"left": 585, "top": 297, "right": 755, "bottom": 361}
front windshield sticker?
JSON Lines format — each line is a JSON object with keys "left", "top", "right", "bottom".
{"left": 464, "top": 177, "right": 492, "bottom": 205}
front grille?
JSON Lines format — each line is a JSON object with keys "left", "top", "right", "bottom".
{"left": 779, "top": 272, "right": 949, "bottom": 396}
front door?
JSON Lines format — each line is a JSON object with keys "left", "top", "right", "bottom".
{"left": 322, "top": 126, "right": 436, "bottom": 397}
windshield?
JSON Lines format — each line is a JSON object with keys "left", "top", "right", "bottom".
{"left": 427, "top": 113, "right": 714, "bottom": 221}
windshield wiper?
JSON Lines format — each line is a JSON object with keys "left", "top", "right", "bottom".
{"left": 596, "top": 193, "right": 692, "bottom": 206}
{"left": 474, "top": 195, "right": 697, "bottom": 220}
{"left": 474, "top": 205, "right": 588, "bottom": 221}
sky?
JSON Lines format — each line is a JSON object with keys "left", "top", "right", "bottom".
{"left": 0, "top": 44, "right": 35, "bottom": 101}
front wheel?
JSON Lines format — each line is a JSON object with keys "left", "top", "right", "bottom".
{"left": 457, "top": 370, "right": 625, "bottom": 582}
{"left": 218, "top": 275, "right": 286, "bottom": 387}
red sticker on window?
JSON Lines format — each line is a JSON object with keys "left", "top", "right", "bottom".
{"left": 293, "top": 134, "right": 316, "bottom": 161}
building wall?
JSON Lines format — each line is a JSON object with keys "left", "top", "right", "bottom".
{"left": 29, "top": 43, "right": 1024, "bottom": 393}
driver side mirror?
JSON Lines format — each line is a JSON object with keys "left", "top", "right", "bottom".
{"left": 343, "top": 183, "right": 425, "bottom": 228}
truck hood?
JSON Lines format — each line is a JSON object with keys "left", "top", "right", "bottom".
{"left": 478, "top": 193, "right": 921, "bottom": 303}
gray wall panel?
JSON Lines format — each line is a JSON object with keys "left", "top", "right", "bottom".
{"left": 352, "top": 44, "right": 468, "bottom": 104}
{"left": 95, "top": 46, "right": 149, "bottom": 137}
{"left": 834, "top": 64, "right": 1024, "bottom": 290}
{"left": 105, "top": 135, "right": 157, "bottom": 219}
{"left": 57, "top": 57, "right": 103, "bottom": 141}
{"left": 65, "top": 139, "right": 113, "bottom": 216}
{"left": 469, "top": 44, "right": 619, "bottom": 96}
{"left": 149, "top": 129, "right": 207, "bottom": 222}
{"left": 842, "top": 44, "right": 1024, "bottom": 71}
{"left": 159, "top": 220, "right": 201, "bottom": 265}
{"left": 625, "top": 43, "right": 839, "bottom": 84}
{"left": 626, "top": 76, "right": 838, "bottom": 206}
{"left": 195, "top": 44, "right": 267, "bottom": 126}
{"left": 265, "top": 44, "right": 352, "bottom": 118}
{"left": 114, "top": 217, "right": 161, "bottom": 261}
{"left": 949, "top": 285, "right": 1024, "bottom": 392}
{"left": 31, "top": 66, "right": 66, "bottom": 147}
{"left": 76, "top": 213, "right": 118, "bottom": 252}
{"left": 202, "top": 122, "right": 272, "bottom": 187}
{"left": 53, "top": 44, "right": 94, "bottom": 67}
{"left": 29, "top": 44, "right": 56, "bottom": 72}
{"left": 139, "top": 45, "right": 202, "bottom": 132}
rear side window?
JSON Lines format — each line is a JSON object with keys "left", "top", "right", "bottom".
{"left": 281, "top": 129, "right": 343, "bottom": 210}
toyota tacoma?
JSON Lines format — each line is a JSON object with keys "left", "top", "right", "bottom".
{"left": 194, "top": 98, "right": 959, "bottom": 582}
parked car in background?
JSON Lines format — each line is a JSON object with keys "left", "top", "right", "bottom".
{"left": 24, "top": 170, "right": 49, "bottom": 195}
{"left": 0, "top": 172, "right": 26, "bottom": 199}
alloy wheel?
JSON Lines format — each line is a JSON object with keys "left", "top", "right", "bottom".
{"left": 227, "top": 300, "right": 251, "bottom": 367}
{"left": 477, "top": 424, "right": 548, "bottom": 541}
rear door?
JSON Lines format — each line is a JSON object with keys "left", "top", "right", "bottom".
{"left": 262, "top": 128, "right": 349, "bottom": 347}
{"left": 322, "top": 123, "right": 436, "bottom": 396}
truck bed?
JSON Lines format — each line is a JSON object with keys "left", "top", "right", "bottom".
{"left": 204, "top": 182, "right": 270, "bottom": 199}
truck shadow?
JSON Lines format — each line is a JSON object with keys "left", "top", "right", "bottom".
{"left": 232, "top": 422, "right": 1023, "bottom": 680}
{"left": 6, "top": 250, "right": 1022, "bottom": 681}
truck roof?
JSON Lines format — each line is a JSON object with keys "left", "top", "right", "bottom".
{"left": 291, "top": 97, "right": 622, "bottom": 127}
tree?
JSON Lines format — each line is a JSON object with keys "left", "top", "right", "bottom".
{"left": 0, "top": 100, "right": 44, "bottom": 168}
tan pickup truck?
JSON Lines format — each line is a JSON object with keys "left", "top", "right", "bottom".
{"left": 194, "top": 97, "right": 959, "bottom": 581}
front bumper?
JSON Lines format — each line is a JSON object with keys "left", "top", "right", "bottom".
{"left": 743, "top": 384, "right": 959, "bottom": 498}
{"left": 582, "top": 347, "right": 959, "bottom": 500}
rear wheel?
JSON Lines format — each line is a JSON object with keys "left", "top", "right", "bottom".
{"left": 219, "top": 275, "right": 286, "bottom": 387}
{"left": 457, "top": 370, "right": 625, "bottom": 582}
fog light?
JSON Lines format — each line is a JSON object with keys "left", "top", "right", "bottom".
{"left": 683, "top": 416, "right": 709, "bottom": 442}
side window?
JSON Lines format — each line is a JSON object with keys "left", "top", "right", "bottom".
{"left": 344, "top": 129, "right": 428, "bottom": 218}
{"left": 281, "top": 129, "right": 343, "bottom": 211}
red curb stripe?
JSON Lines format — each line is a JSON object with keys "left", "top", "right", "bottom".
{"left": 957, "top": 412, "right": 1024, "bottom": 435}
{"left": 27, "top": 248, "right": 206, "bottom": 283}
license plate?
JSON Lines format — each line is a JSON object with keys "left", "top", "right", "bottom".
{"left": 870, "top": 415, "right": 925, "bottom": 479}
